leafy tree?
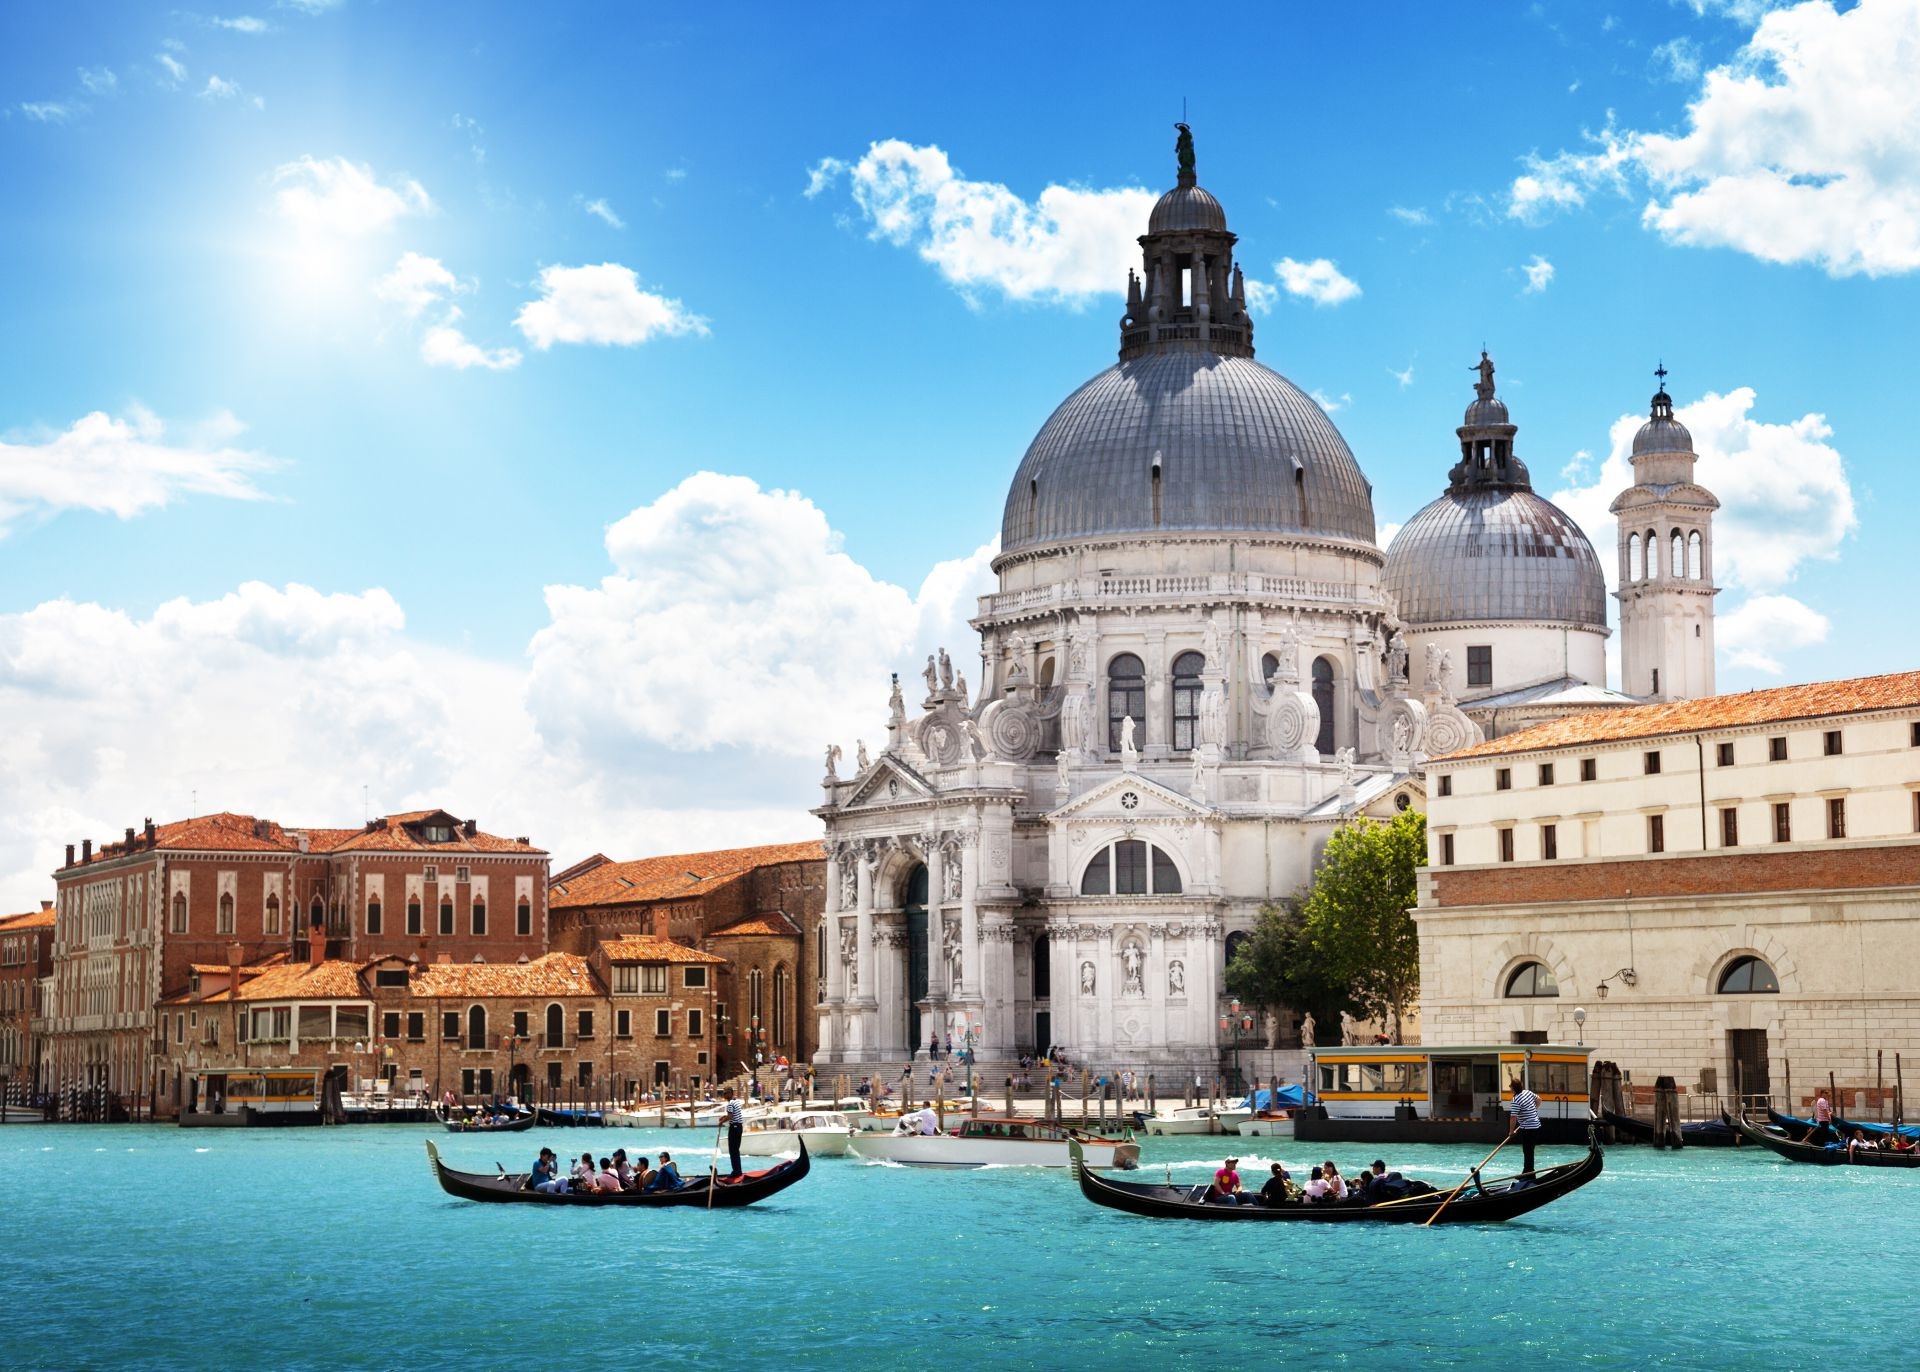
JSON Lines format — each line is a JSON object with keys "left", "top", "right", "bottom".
{"left": 1300, "top": 809, "right": 1427, "bottom": 1043}
{"left": 1223, "top": 899, "right": 1355, "bottom": 1046}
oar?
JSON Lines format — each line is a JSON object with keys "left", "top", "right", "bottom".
{"left": 706, "top": 1113, "right": 724, "bottom": 1210}
{"left": 1422, "top": 1126, "right": 1517, "bottom": 1227}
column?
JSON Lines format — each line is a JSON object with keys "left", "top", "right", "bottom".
{"left": 1048, "top": 924, "right": 1073, "bottom": 1053}
{"left": 980, "top": 920, "right": 1015, "bottom": 1057}
{"left": 818, "top": 846, "right": 845, "bottom": 1061}
{"left": 958, "top": 835, "right": 981, "bottom": 1003}
{"left": 853, "top": 849, "right": 876, "bottom": 1057}
{"left": 925, "top": 836, "right": 947, "bottom": 1012}
{"left": 1094, "top": 929, "right": 1114, "bottom": 1059}
{"left": 1148, "top": 923, "right": 1168, "bottom": 1058}
{"left": 1144, "top": 630, "right": 1169, "bottom": 757}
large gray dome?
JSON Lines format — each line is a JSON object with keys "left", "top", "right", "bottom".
{"left": 999, "top": 350, "right": 1378, "bottom": 556}
{"left": 1383, "top": 487, "right": 1607, "bottom": 628}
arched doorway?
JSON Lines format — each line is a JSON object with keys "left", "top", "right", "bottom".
{"left": 903, "top": 864, "right": 929, "bottom": 1052}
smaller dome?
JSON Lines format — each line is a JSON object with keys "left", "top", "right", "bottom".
{"left": 1463, "top": 396, "right": 1510, "bottom": 428}
{"left": 1633, "top": 415, "right": 1694, "bottom": 456}
{"left": 1148, "top": 185, "right": 1227, "bottom": 234}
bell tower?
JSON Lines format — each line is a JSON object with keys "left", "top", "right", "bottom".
{"left": 1611, "top": 365, "right": 1719, "bottom": 701}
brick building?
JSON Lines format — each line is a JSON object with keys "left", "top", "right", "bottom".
{"left": 548, "top": 840, "right": 825, "bottom": 1074}
{"left": 1, "top": 903, "right": 55, "bottom": 1100}
{"left": 45, "top": 808, "right": 548, "bottom": 1112}
{"left": 1417, "top": 670, "right": 1920, "bottom": 1107}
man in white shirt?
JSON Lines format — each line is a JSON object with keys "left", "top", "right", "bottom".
{"left": 722, "top": 1088, "right": 745, "bottom": 1178}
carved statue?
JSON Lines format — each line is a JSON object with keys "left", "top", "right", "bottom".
{"left": 888, "top": 673, "right": 906, "bottom": 726}
{"left": 856, "top": 739, "right": 870, "bottom": 772}
{"left": 1122, "top": 941, "right": 1144, "bottom": 996}
{"left": 1080, "top": 960, "right": 1096, "bottom": 996}
{"left": 1437, "top": 648, "right": 1454, "bottom": 698}
{"left": 1201, "top": 619, "right": 1222, "bottom": 672}
{"left": 1119, "top": 714, "right": 1139, "bottom": 769}
{"left": 1272, "top": 623, "right": 1300, "bottom": 686}
{"left": 924, "top": 655, "right": 940, "bottom": 696}
{"left": 955, "top": 673, "right": 969, "bottom": 708}
{"left": 1056, "top": 748, "right": 1071, "bottom": 790}
{"left": 1168, "top": 959, "right": 1185, "bottom": 996}
{"left": 961, "top": 717, "right": 985, "bottom": 760}
{"left": 1068, "top": 632, "right": 1089, "bottom": 678}
{"left": 823, "top": 743, "right": 841, "bottom": 781}
{"left": 943, "top": 852, "right": 962, "bottom": 902}
{"left": 938, "top": 648, "right": 954, "bottom": 691}
{"left": 1391, "top": 711, "right": 1414, "bottom": 756}
{"left": 944, "top": 921, "right": 963, "bottom": 989}
{"left": 1336, "top": 746, "right": 1356, "bottom": 787}
{"left": 1175, "top": 121, "right": 1195, "bottom": 179}
{"left": 1386, "top": 631, "right": 1409, "bottom": 685}
{"left": 1200, "top": 683, "right": 1226, "bottom": 747}
{"left": 1472, "top": 349, "right": 1496, "bottom": 400}
{"left": 839, "top": 863, "right": 857, "bottom": 909}
{"left": 1424, "top": 642, "right": 1441, "bottom": 690}
{"left": 1300, "top": 1011, "right": 1316, "bottom": 1047}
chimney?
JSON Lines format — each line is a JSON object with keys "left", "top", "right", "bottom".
{"left": 310, "top": 938, "right": 324, "bottom": 967}
{"left": 515, "top": 836, "right": 529, "bottom": 846}
{"left": 463, "top": 818, "right": 478, "bottom": 838}
{"left": 125, "top": 827, "right": 136, "bottom": 846}
{"left": 144, "top": 817, "right": 155, "bottom": 845}
{"left": 65, "top": 844, "right": 75, "bottom": 868}
{"left": 41, "top": 900, "right": 53, "bottom": 911}
{"left": 81, "top": 839, "right": 92, "bottom": 863}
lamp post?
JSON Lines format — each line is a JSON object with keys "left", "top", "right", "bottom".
{"left": 1218, "top": 998, "right": 1254, "bottom": 1093}
{"left": 956, "top": 1010, "right": 982, "bottom": 1107}
{"left": 501, "top": 1032, "right": 527, "bottom": 1105}
{"left": 747, "top": 1015, "right": 767, "bottom": 1099}
{"left": 1573, "top": 1006, "right": 1587, "bottom": 1046}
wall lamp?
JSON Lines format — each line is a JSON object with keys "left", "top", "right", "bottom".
{"left": 1595, "top": 968, "right": 1637, "bottom": 999}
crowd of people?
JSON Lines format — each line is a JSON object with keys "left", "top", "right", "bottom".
{"left": 1202, "top": 1154, "right": 1437, "bottom": 1208}
{"left": 527, "top": 1147, "right": 687, "bottom": 1195}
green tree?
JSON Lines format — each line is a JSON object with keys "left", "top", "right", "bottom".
{"left": 1300, "top": 809, "right": 1427, "bottom": 1043}
{"left": 1222, "top": 899, "right": 1355, "bottom": 1047}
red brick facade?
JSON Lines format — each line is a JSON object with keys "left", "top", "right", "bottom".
{"left": 1427, "top": 841, "right": 1920, "bottom": 909}
{"left": 0, "top": 905, "right": 54, "bottom": 1098}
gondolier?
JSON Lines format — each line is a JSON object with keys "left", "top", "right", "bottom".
{"left": 722, "top": 1087, "right": 745, "bottom": 1178}
{"left": 1507, "top": 1073, "right": 1542, "bottom": 1177}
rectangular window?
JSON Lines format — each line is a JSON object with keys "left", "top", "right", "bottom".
{"left": 577, "top": 1010, "right": 594, "bottom": 1040}
{"left": 1769, "top": 736, "right": 1787, "bottom": 761}
{"left": 1648, "top": 814, "right": 1665, "bottom": 853}
{"left": 616, "top": 1009, "right": 632, "bottom": 1039}
{"left": 1827, "top": 796, "right": 1847, "bottom": 839}
{"left": 1437, "top": 774, "right": 1452, "bottom": 797}
{"left": 406, "top": 900, "right": 421, "bottom": 935}
{"left": 1773, "top": 802, "right": 1792, "bottom": 843}
{"left": 613, "top": 965, "right": 638, "bottom": 994}
{"left": 1716, "top": 742, "right": 1734, "bottom": 767}
{"left": 1720, "top": 808, "right": 1739, "bottom": 848}
{"left": 641, "top": 965, "right": 668, "bottom": 995}
{"left": 1466, "top": 645, "right": 1492, "bottom": 688}
{"left": 382, "top": 1011, "right": 401, "bottom": 1039}
{"left": 478, "top": 1068, "right": 494, "bottom": 1096}
{"left": 1541, "top": 824, "right": 1558, "bottom": 860}
{"left": 366, "top": 900, "right": 382, "bottom": 935}
{"left": 1644, "top": 750, "right": 1662, "bottom": 775}
{"left": 438, "top": 901, "right": 453, "bottom": 936}
{"left": 374, "top": 968, "right": 408, "bottom": 988}
{"left": 461, "top": 1069, "right": 475, "bottom": 1096}
{"left": 1824, "top": 729, "right": 1842, "bottom": 756}
{"left": 687, "top": 1008, "right": 703, "bottom": 1037}
{"left": 516, "top": 901, "right": 531, "bottom": 937}
{"left": 423, "top": 865, "right": 438, "bottom": 884}
{"left": 513, "top": 1010, "right": 528, "bottom": 1038}
{"left": 442, "top": 1011, "right": 460, "bottom": 1042}
{"left": 456, "top": 865, "right": 470, "bottom": 883}
{"left": 1440, "top": 833, "right": 1455, "bottom": 867}
{"left": 684, "top": 966, "right": 707, "bottom": 989}
{"left": 471, "top": 902, "right": 486, "bottom": 937}
{"left": 1538, "top": 763, "right": 1555, "bottom": 787}
{"left": 1580, "top": 758, "right": 1597, "bottom": 782}
{"left": 1498, "top": 828, "right": 1514, "bottom": 863}
{"left": 655, "top": 1008, "right": 671, "bottom": 1037}
{"left": 578, "top": 1061, "right": 593, "bottom": 1085}
{"left": 177, "top": 1013, "right": 185, "bottom": 1044}
{"left": 1912, "top": 722, "right": 1920, "bottom": 747}
{"left": 1914, "top": 792, "right": 1920, "bottom": 834}
{"left": 1495, "top": 768, "right": 1511, "bottom": 792}
{"left": 1651, "top": 668, "right": 1660, "bottom": 696}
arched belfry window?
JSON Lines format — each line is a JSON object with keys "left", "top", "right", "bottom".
{"left": 1628, "top": 532, "right": 1642, "bottom": 582}
{"left": 1504, "top": 961, "right": 1559, "bottom": 998}
{"left": 1645, "top": 528, "right": 1659, "bottom": 576}
{"left": 1107, "top": 654, "right": 1145, "bottom": 752}
{"left": 1718, "top": 956, "right": 1779, "bottom": 994}
{"left": 1170, "top": 651, "right": 1204, "bottom": 752}
{"left": 1688, "top": 530, "right": 1703, "bottom": 580}
{"left": 1079, "top": 840, "right": 1182, "bottom": 896}
{"left": 1311, "top": 657, "right": 1335, "bottom": 754}
{"left": 1671, "top": 529, "right": 1686, "bottom": 579}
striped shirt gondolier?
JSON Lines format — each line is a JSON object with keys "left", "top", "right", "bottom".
{"left": 724, "top": 1099, "right": 744, "bottom": 1128}
{"left": 1508, "top": 1086, "right": 1541, "bottom": 1130}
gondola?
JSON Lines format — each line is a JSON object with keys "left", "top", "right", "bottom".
{"left": 1767, "top": 1107, "right": 1918, "bottom": 1143}
{"left": 1724, "top": 1111, "right": 1920, "bottom": 1167}
{"left": 535, "top": 1106, "right": 605, "bottom": 1128}
{"left": 1601, "top": 1110, "right": 1741, "bottom": 1148}
{"left": 436, "top": 1105, "right": 537, "bottom": 1134}
{"left": 424, "top": 1137, "right": 811, "bottom": 1205}
{"left": 1067, "top": 1135, "right": 1604, "bottom": 1223}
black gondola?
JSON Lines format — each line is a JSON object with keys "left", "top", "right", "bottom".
{"left": 1067, "top": 1136, "right": 1604, "bottom": 1223}
{"left": 1767, "top": 1107, "right": 1917, "bottom": 1143}
{"left": 1600, "top": 1110, "right": 1741, "bottom": 1148}
{"left": 436, "top": 1105, "right": 537, "bottom": 1134}
{"left": 424, "top": 1138, "right": 811, "bottom": 1205}
{"left": 535, "top": 1106, "right": 605, "bottom": 1128}
{"left": 1723, "top": 1111, "right": 1920, "bottom": 1167}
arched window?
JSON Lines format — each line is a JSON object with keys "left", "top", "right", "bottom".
{"left": 1038, "top": 657, "right": 1055, "bottom": 688}
{"left": 470, "top": 896, "right": 486, "bottom": 937}
{"left": 1645, "top": 528, "right": 1659, "bottom": 576}
{"left": 1688, "top": 530, "right": 1703, "bottom": 580}
{"left": 407, "top": 897, "right": 422, "bottom": 935}
{"left": 1224, "top": 929, "right": 1250, "bottom": 968}
{"left": 438, "top": 895, "right": 454, "bottom": 936}
{"left": 1671, "top": 529, "right": 1686, "bottom": 579}
{"left": 310, "top": 896, "right": 324, "bottom": 931}
{"left": 1262, "top": 652, "right": 1280, "bottom": 688}
{"left": 749, "top": 968, "right": 764, "bottom": 1022}
{"left": 1718, "top": 956, "right": 1779, "bottom": 994}
{"left": 216, "top": 893, "right": 234, "bottom": 935}
{"left": 264, "top": 893, "right": 281, "bottom": 936}
{"left": 365, "top": 897, "right": 381, "bottom": 936}
{"left": 1107, "top": 654, "right": 1145, "bottom": 752}
{"left": 1311, "top": 656, "right": 1335, "bottom": 754}
{"left": 1628, "top": 532, "right": 1642, "bottom": 581}
{"left": 1170, "top": 650, "right": 1205, "bottom": 751}
{"left": 467, "top": 1004, "right": 486, "bottom": 1049}
{"left": 545, "top": 1002, "right": 564, "bottom": 1047}
{"left": 1504, "top": 961, "right": 1559, "bottom": 997}
{"left": 773, "top": 965, "right": 789, "bottom": 1046}
{"left": 516, "top": 897, "right": 532, "bottom": 937}
{"left": 1079, "top": 840, "right": 1183, "bottom": 895}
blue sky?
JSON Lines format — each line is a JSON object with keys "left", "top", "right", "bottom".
{"left": 1, "top": 0, "right": 1914, "bottom": 903}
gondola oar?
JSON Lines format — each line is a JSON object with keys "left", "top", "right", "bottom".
{"left": 707, "top": 1113, "right": 724, "bottom": 1211}
{"left": 1423, "top": 1126, "right": 1517, "bottom": 1227}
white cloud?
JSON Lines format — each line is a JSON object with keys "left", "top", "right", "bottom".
{"left": 1651, "top": 36, "right": 1704, "bottom": 82}
{"left": 1272, "top": 256, "right": 1362, "bottom": 306}
{"left": 1718, "top": 593, "right": 1830, "bottom": 673}
{"left": 1377, "top": 520, "right": 1404, "bottom": 550}
{"left": 420, "top": 321, "right": 522, "bottom": 372}
{"left": 271, "top": 155, "right": 432, "bottom": 236}
{"left": 581, "top": 197, "right": 625, "bottom": 229}
{"left": 78, "top": 66, "right": 117, "bottom": 95}
{"left": 155, "top": 52, "right": 188, "bottom": 86}
{"left": 1387, "top": 205, "right": 1432, "bottom": 225}
{"left": 0, "top": 407, "right": 277, "bottom": 536}
{"left": 807, "top": 139, "right": 1155, "bottom": 305}
{"left": 199, "top": 75, "right": 242, "bottom": 100}
{"left": 664, "top": 168, "right": 688, "bottom": 182}
{"left": 450, "top": 112, "right": 484, "bottom": 165}
{"left": 1242, "top": 278, "right": 1278, "bottom": 314}
{"left": 374, "top": 251, "right": 462, "bottom": 317}
{"left": 514, "top": 263, "right": 708, "bottom": 349}
{"left": 1512, "top": 0, "right": 1920, "bottom": 276}
{"left": 1388, "top": 362, "right": 1416, "bottom": 388}
{"left": 282, "top": 0, "right": 343, "bottom": 12}
{"left": 212, "top": 15, "right": 270, "bottom": 33}
{"left": 1310, "top": 389, "right": 1352, "bottom": 414}
{"left": 1522, "top": 254, "right": 1556, "bottom": 293}
{"left": 19, "top": 101, "right": 84, "bottom": 123}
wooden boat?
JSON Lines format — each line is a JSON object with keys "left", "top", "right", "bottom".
{"left": 1767, "top": 1107, "right": 1918, "bottom": 1143}
{"left": 424, "top": 1137, "right": 811, "bottom": 1205}
{"left": 1724, "top": 1111, "right": 1920, "bottom": 1167}
{"left": 437, "top": 1105, "right": 536, "bottom": 1134}
{"left": 1143, "top": 1105, "right": 1225, "bottom": 1136}
{"left": 535, "top": 1106, "right": 605, "bottom": 1128}
{"left": 1068, "top": 1135, "right": 1604, "bottom": 1223}
{"left": 1600, "top": 1110, "right": 1740, "bottom": 1148}
{"left": 848, "top": 1114, "right": 1140, "bottom": 1169}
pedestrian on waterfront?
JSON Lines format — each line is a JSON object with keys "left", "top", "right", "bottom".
{"left": 1507, "top": 1073, "right": 1542, "bottom": 1177}
{"left": 722, "top": 1086, "right": 745, "bottom": 1178}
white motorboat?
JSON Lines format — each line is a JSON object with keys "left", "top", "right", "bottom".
{"left": 739, "top": 1110, "right": 857, "bottom": 1157}
{"left": 847, "top": 1114, "right": 1140, "bottom": 1169}
{"left": 1212, "top": 1106, "right": 1255, "bottom": 1132}
{"left": 1235, "top": 1113, "right": 1296, "bottom": 1139}
{"left": 1143, "top": 1105, "right": 1222, "bottom": 1136}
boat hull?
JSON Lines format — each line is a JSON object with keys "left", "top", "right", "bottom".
{"left": 742, "top": 1128, "right": 854, "bottom": 1157}
{"left": 424, "top": 1138, "right": 811, "bottom": 1204}
{"left": 1724, "top": 1111, "right": 1920, "bottom": 1167}
{"left": 1235, "top": 1116, "right": 1296, "bottom": 1139}
{"left": 849, "top": 1132, "right": 1140, "bottom": 1169}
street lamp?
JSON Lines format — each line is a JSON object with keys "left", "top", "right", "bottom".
{"left": 501, "top": 1032, "right": 527, "bottom": 1105}
{"left": 1573, "top": 1006, "right": 1587, "bottom": 1046}
{"left": 747, "top": 1015, "right": 767, "bottom": 1099}
{"left": 956, "top": 1011, "right": 982, "bottom": 1107}
{"left": 1218, "top": 998, "right": 1254, "bottom": 1093}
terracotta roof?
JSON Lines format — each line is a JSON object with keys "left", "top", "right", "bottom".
{"left": 231, "top": 960, "right": 368, "bottom": 1001}
{"left": 312, "top": 810, "right": 547, "bottom": 856}
{"left": 1438, "top": 669, "right": 1920, "bottom": 761}
{"left": 0, "top": 908, "right": 56, "bottom": 931}
{"left": 410, "top": 952, "right": 600, "bottom": 998}
{"left": 63, "top": 807, "right": 545, "bottom": 868}
{"left": 708, "top": 913, "right": 802, "bottom": 939}
{"left": 599, "top": 936, "right": 727, "bottom": 965}
{"left": 548, "top": 840, "right": 824, "bottom": 909}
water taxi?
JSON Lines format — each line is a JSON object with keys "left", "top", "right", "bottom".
{"left": 1298, "top": 1044, "right": 1594, "bottom": 1144}
{"left": 740, "top": 1110, "right": 858, "bottom": 1157}
{"left": 848, "top": 1114, "right": 1141, "bottom": 1169}
{"left": 179, "top": 1068, "right": 322, "bottom": 1126}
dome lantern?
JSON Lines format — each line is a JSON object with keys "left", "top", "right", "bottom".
{"left": 1449, "top": 350, "right": 1530, "bottom": 492}
{"left": 1119, "top": 124, "right": 1254, "bottom": 364}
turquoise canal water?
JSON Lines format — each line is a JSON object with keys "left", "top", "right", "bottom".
{"left": 3, "top": 1123, "right": 1915, "bottom": 1370}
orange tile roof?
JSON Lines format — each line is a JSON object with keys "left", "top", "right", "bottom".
{"left": 599, "top": 936, "right": 727, "bottom": 965}
{"left": 0, "top": 908, "right": 56, "bottom": 931}
{"left": 548, "top": 840, "right": 824, "bottom": 910}
{"left": 312, "top": 810, "right": 547, "bottom": 856}
{"left": 410, "top": 952, "right": 600, "bottom": 998}
{"left": 1438, "top": 669, "right": 1920, "bottom": 761}
{"left": 231, "top": 960, "right": 369, "bottom": 1001}
{"left": 708, "top": 913, "right": 802, "bottom": 939}
{"left": 64, "top": 807, "right": 545, "bottom": 868}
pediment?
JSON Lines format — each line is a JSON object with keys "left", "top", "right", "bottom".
{"left": 842, "top": 755, "right": 937, "bottom": 810}
{"left": 1049, "top": 771, "right": 1211, "bottom": 824}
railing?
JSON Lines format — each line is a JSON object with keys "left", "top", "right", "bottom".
{"left": 979, "top": 572, "right": 1382, "bottom": 618}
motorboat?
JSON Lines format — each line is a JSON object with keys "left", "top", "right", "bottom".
{"left": 847, "top": 1113, "right": 1139, "bottom": 1169}
{"left": 1236, "top": 1113, "right": 1296, "bottom": 1139}
{"left": 1143, "top": 1106, "right": 1224, "bottom": 1136}
{"left": 739, "top": 1110, "right": 857, "bottom": 1157}
{"left": 857, "top": 1100, "right": 980, "bottom": 1131}
{"left": 1212, "top": 1106, "right": 1254, "bottom": 1131}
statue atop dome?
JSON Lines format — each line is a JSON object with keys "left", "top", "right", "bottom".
{"left": 1175, "top": 122, "right": 1195, "bottom": 186}
{"left": 1471, "top": 349, "right": 1496, "bottom": 402}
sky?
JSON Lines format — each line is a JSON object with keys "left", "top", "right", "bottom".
{"left": 2, "top": 0, "right": 1915, "bottom": 907}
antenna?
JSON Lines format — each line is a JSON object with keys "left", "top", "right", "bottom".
{"left": 1182, "top": 95, "right": 1187, "bottom": 124}
{"left": 364, "top": 784, "right": 369, "bottom": 824}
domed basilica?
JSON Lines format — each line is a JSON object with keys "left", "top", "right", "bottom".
{"left": 812, "top": 130, "right": 1716, "bottom": 1071}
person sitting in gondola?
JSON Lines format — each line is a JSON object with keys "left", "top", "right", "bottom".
{"left": 629, "top": 1156, "right": 653, "bottom": 1190}
{"left": 612, "top": 1148, "right": 634, "bottom": 1188}
{"left": 570, "top": 1151, "right": 598, "bottom": 1191}
{"left": 595, "top": 1157, "right": 622, "bottom": 1193}
{"left": 1321, "top": 1160, "right": 1348, "bottom": 1202}
{"left": 1303, "top": 1165, "right": 1329, "bottom": 1201}
{"left": 1259, "top": 1162, "right": 1297, "bottom": 1206}
{"left": 1207, "top": 1157, "right": 1244, "bottom": 1205}
{"left": 1845, "top": 1128, "right": 1871, "bottom": 1161}
{"left": 643, "top": 1151, "right": 684, "bottom": 1192}
{"left": 530, "top": 1147, "right": 566, "bottom": 1194}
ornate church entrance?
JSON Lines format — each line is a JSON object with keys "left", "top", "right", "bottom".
{"left": 904, "top": 864, "right": 929, "bottom": 1051}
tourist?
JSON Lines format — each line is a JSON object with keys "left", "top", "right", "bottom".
{"left": 1208, "top": 1156, "right": 1244, "bottom": 1205}
{"left": 596, "top": 1156, "right": 622, "bottom": 1193}
{"left": 1303, "top": 1165, "right": 1329, "bottom": 1201}
{"left": 630, "top": 1156, "right": 653, "bottom": 1190}
{"left": 1321, "top": 1160, "right": 1348, "bottom": 1201}
{"left": 644, "top": 1151, "right": 684, "bottom": 1192}
{"left": 1845, "top": 1128, "right": 1871, "bottom": 1161}
{"left": 571, "top": 1151, "right": 598, "bottom": 1191}
{"left": 1259, "top": 1162, "right": 1294, "bottom": 1207}
{"left": 612, "top": 1148, "right": 634, "bottom": 1189}
{"left": 722, "top": 1087, "right": 745, "bottom": 1179}
{"left": 530, "top": 1147, "right": 566, "bottom": 1194}
{"left": 1507, "top": 1073, "right": 1542, "bottom": 1177}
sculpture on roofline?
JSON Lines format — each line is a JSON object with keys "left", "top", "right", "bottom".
{"left": 856, "top": 740, "right": 870, "bottom": 772}
{"left": 1119, "top": 715, "right": 1139, "bottom": 768}
{"left": 823, "top": 744, "right": 842, "bottom": 781}
{"left": 938, "top": 648, "right": 954, "bottom": 691}
{"left": 1175, "top": 122, "right": 1195, "bottom": 179}
{"left": 923, "top": 655, "right": 939, "bottom": 696}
